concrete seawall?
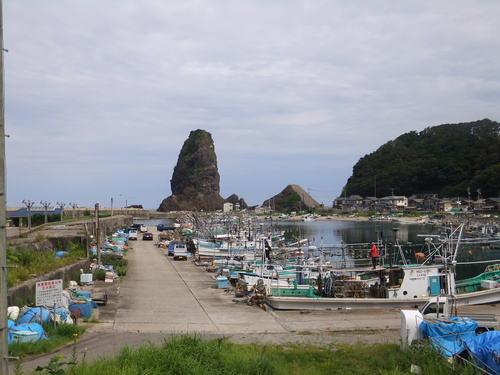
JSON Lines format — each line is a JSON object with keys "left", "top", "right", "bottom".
{"left": 7, "top": 215, "right": 134, "bottom": 306}
{"left": 8, "top": 260, "right": 88, "bottom": 306}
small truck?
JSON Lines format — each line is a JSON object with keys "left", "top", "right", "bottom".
{"left": 420, "top": 296, "right": 498, "bottom": 334}
{"left": 173, "top": 243, "right": 188, "bottom": 261}
{"left": 128, "top": 228, "right": 138, "bottom": 241}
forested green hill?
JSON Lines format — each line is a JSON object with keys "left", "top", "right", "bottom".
{"left": 345, "top": 119, "right": 500, "bottom": 198}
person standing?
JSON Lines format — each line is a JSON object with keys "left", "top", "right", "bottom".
{"left": 370, "top": 242, "right": 378, "bottom": 269}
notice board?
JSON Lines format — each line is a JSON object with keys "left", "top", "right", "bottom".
{"left": 36, "top": 279, "right": 63, "bottom": 306}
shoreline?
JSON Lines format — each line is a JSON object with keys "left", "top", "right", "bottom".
{"left": 277, "top": 215, "right": 425, "bottom": 223}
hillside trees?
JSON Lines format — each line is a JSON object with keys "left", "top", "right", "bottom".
{"left": 345, "top": 119, "right": 500, "bottom": 198}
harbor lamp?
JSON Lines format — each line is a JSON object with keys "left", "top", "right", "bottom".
{"left": 56, "top": 201, "right": 66, "bottom": 222}
{"left": 40, "top": 201, "right": 51, "bottom": 224}
{"left": 111, "top": 194, "right": 121, "bottom": 217}
{"left": 21, "top": 199, "right": 34, "bottom": 230}
{"left": 69, "top": 202, "right": 78, "bottom": 219}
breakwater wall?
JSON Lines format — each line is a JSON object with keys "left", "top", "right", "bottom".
{"left": 87, "top": 215, "right": 134, "bottom": 238}
{"left": 7, "top": 260, "right": 88, "bottom": 306}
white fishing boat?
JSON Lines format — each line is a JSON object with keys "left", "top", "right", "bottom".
{"left": 237, "top": 271, "right": 293, "bottom": 292}
{"left": 265, "top": 224, "right": 500, "bottom": 310}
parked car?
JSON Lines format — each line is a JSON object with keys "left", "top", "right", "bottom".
{"left": 142, "top": 232, "right": 153, "bottom": 241}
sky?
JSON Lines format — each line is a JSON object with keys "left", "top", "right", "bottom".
{"left": 3, "top": 0, "right": 500, "bottom": 210}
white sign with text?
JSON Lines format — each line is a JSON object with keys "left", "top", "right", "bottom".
{"left": 36, "top": 279, "right": 63, "bottom": 306}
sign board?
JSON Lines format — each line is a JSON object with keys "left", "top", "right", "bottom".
{"left": 36, "top": 279, "right": 63, "bottom": 306}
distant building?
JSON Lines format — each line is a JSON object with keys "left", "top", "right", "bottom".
{"left": 332, "top": 195, "right": 364, "bottom": 212}
{"left": 485, "top": 198, "right": 500, "bottom": 210}
{"left": 378, "top": 196, "right": 408, "bottom": 210}
{"left": 8, "top": 207, "right": 64, "bottom": 227}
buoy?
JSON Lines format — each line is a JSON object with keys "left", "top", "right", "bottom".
{"left": 415, "top": 252, "right": 425, "bottom": 262}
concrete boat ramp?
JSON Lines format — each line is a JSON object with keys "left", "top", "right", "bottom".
{"left": 93, "top": 234, "right": 286, "bottom": 335}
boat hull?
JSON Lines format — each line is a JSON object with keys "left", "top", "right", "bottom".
{"left": 265, "top": 287, "right": 500, "bottom": 310}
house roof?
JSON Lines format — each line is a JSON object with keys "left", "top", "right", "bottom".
{"left": 8, "top": 207, "right": 63, "bottom": 218}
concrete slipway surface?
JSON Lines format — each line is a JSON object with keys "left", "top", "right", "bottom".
{"left": 13, "top": 226, "right": 500, "bottom": 372}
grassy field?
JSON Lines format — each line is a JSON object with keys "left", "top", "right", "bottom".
{"left": 13, "top": 334, "right": 483, "bottom": 375}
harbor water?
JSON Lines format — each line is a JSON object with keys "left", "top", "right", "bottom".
{"left": 138, "top": 217, "right": 500, "bottom": 280}
{"left": 274, "top": 219, "right": 500, "bottom": 280}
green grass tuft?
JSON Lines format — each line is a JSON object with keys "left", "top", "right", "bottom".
{"left": 15, "top": 334, "right": 486, "bottom": 375}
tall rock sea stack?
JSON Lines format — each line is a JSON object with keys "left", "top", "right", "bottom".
{"left": 157, "top": 130, "right": 225, "bottom": 212}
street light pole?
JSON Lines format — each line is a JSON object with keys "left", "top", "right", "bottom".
{"left": 95, "top": 203, "right": 101, "bottom": 266}
{"left": 68, "top": 202, "right": 78, "bottom": 220}
{"left": 40, "top": 201, "right": 51, "bottom": 224}
{"left": 21, "top": 199, "right": 34, "bottom": 230}
{"left": 56, "top": 201, "right": 66, "bottom": 222}
{"left": 111, "top": 194, "right": 121, "bottom": 217}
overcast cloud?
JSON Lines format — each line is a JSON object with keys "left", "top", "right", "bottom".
{"left": 4, "top": 0, "right": 500, "bottom": 210}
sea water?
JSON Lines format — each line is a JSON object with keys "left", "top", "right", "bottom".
{"left": 274, "top": 219, "right": 500, "bottom": 280}
{"left": 139, "top": 217, "right": 500, "bottom": 280}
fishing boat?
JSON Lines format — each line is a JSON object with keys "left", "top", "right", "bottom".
{"left": 264, "top": 224, "right": 500, "bottom": 310}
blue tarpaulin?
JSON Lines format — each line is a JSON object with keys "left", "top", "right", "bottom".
{"left": 17, "top": 307, "right": 70, "bottom": 324}
{"left": 18, "top": 308, "right": 51, "bottom": 324}
{"left": 68, "top": 301, "right": 97, "bottom": 319}
{"left": 464, "top": 331, "right": 500, "bottom": 373}
{"left": 420, "top": 317, "right": 478, "bottom": 357}
{"left": 8, "top": 321, "right": 48, "bottom": 344}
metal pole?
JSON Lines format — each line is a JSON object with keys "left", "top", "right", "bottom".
{"left": 0, "top": 0, "right": 10, "bottom": 371}
{"left": 95, "top": 203, "right": 101, "bottom": 266}
{"left": 110, "top": 197, "right": 114, "bottom": 217}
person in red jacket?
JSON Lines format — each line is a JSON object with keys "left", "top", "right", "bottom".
{"left": 370, "top": 243, "right": 378, "bottom": 269}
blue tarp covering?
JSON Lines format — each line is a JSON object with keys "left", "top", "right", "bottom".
{"left": 17, "top": 307, "right": 69, "bottom": 325}
{"left": 8, "top": 322, "right": 48, "bottom": 344}
{"left": 68, "top": 301, "right": 97, "bottom": 319}
{"left": 18, "top": 308, "right": 52, "bottom": 324}
{"left": 464, "top": 331, "right": 500, "bottom": 373}
{"left": 420, "top": 317, "right": 478, "bottom": 357}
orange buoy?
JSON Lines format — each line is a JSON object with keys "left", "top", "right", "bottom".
{"left": 415, "top": 252, "right": 425, "bottom": 262}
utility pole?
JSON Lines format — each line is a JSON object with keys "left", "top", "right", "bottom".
{"left": 0, "top": 0, "right": 12, "bottom": 371}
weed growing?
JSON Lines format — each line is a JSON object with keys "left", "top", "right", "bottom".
{"left": 7, "top": 244, "right": 87, "bottom": 287}
{"left": 15, "top": 334, "right": 486, "bottom": 375}
{"left": 9, "top": 323, "right": 85, "bottom": 360}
